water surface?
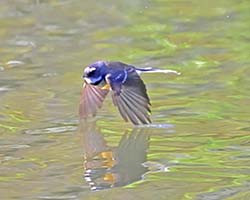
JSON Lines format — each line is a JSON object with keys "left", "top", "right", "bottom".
{"left": 1, "top": 0, "right": 250, "bottom": 199}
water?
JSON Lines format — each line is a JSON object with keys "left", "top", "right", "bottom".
{"left": 1, "top": 0, "right": 250, "bottom": 199}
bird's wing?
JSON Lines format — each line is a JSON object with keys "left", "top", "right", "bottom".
{"left": 108, "top": 70, "right": 151, "bottom": 125}
{"left": 79, "top": 83, "right": 109, "bottom": 118}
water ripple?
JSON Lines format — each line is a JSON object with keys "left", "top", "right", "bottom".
{"left": 0, "top": 86, "right": 11, "bottom": 92}
{"left": 137, "top": 123, "right": 175, "bottom": 129}
{"left": 24, "top": 126, "right": 77, "bottom": 135}
{"left": 38, "top": 195, "right": 77, "bottom": 200}
{"left": 0, "top": 144, "right": 30, "bottom": 150}
{"left": 5, "top": 60, "right": 25, "bottom": 68}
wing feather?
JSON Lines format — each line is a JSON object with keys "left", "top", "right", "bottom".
{"left": 79, "top": 83, "right": 109, "bottom": 118}
{"left": 113, "top": 95, "right": 130, "bottom": 122}
{"left": 119, "top": 95, "right": 140, "bottom": 125}
{"left": 122, "top": 91, "right": 151, "bottom": 123}
{"left": 110, "top": 70, "right": 151, "bottom": 125}
{"left": 120, "top": 93, "right": 149, "bottom": 124}
{"left": 124, "top": 89, "right": 151, "bottom": 113}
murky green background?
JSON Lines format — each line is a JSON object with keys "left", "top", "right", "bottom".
{"left": 1, "top": 0, "right": 250, "bottom": 199}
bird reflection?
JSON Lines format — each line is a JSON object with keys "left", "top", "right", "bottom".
{"left": 79, "top": 121, "right": 150, "bottom": 191}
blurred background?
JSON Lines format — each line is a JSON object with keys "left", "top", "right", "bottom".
{"left": 0, "top": 0, "right": 250, "bottom": 199}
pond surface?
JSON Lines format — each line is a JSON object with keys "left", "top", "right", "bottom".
{"left": 1, "top": 0, "right": 250, "bottom": 199}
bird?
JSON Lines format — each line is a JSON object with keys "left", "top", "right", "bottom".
{"left": 79, "top": 61, "right": 180, "bottom": 125}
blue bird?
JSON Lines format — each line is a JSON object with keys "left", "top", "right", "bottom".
{"left": 79, "top": 61, "right": 180, "bottom": 125}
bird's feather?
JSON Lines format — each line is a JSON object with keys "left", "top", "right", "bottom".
{"left": 109, "top": 70, "right": 151, "bottom": 125}
{"left": 79, "top": 83, "right": 109, "bottom": 118}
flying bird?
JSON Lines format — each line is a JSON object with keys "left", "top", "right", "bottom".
{"left": 79, "top": 61, "right": 180, "bottom": 125}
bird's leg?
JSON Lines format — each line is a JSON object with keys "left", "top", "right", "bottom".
{"left": 101, "top": 84, "right": 111, "bottom": 90}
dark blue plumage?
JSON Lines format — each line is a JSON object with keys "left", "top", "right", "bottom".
{"left": 80, "top": 61, "right": 180, "bottom": 125}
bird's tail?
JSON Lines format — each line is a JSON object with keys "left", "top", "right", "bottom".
{"left": 135, "top": 67, "right": 181, "bottom": 75}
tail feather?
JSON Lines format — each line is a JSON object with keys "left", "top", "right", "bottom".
{"left": 135, "top": 67, "right": 181, "bottom": 75}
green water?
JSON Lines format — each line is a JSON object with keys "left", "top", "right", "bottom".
{"left": 1, "top": 0, "right": 250, "bottom": 199}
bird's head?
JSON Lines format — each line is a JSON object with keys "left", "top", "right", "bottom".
{"left": 83, "top": 61, "right": 108, "bottom": 85}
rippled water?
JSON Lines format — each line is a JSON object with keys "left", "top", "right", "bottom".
{"left": 1, "top": 0, "right": 250, "bottom": 199}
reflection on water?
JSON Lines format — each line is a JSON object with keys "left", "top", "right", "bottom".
{"left": 80, "top": 121, "right": 152, "bottom": 191}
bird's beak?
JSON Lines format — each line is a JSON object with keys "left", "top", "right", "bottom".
{"left": 84, "top": 77, "right": 92, "bottom": 84}
{"left": 82, "top": 74, "right": 88, "bottom": 83}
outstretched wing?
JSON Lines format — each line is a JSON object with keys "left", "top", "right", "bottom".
{"left": 79, "top": 83, "right": 109, "bottom": 118}
{"left": 109, "top": 70, "right": 151, "bottom": 125}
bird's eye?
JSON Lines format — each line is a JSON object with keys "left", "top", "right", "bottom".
{"left": 88, "top": 70, "right": 95, "bottom": 76}
{"left": 85, "top": 67, "right": 96, "bottom": 77}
